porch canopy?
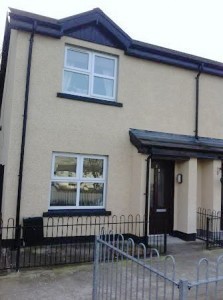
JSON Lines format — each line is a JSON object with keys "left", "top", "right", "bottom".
{"left": 129, "top": 129, "right": 223, "bottom": 160}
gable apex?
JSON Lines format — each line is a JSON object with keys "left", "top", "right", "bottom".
{"left": 59, "top": 8, "right": 132, "bottom": 50}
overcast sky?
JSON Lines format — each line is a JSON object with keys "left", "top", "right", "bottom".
{"left": 1, "top": 0, "right": 223, "bottom": 62}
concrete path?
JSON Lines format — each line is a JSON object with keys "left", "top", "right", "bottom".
{"left": 167, "top": 237, "right": 223, "bottom": 281}
{"left": 1, "top": 237, "right": 223, "bottom": 299}
{"left": 0, "top": 264, "right": 93, "bottom": 300}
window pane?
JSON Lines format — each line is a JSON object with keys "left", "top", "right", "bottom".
{"left": 50, "top": 182, "right": 77, "bottom": 206}
{"left": 54, "top": 156, "right": 77, "bottom": 177}
{"left": 83, "top": 158, "right": 104, "bottom": 178}
{"left": 64, "top": 71, "right": 89, "bottom": 95}
{"left": 93, "top": 77, "right": 114, "bottom": 98}
{"left": 66, "top": 49, "right": 89, "bottom": 70}
{"left": 94, "top": 56, "right": 115, "bottom": 76}
{"left": 79, "top": 183, "right": 104, "bottom": 206}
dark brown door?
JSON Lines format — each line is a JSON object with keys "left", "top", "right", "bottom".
{"left": 149, "top": 160, "right": 174, "bottom": 234}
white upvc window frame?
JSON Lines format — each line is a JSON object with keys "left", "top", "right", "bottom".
{"left": 49, "top": 153, "right": 107, "bottom": 210}
{"left": 63, "top": 46, "right": 118, "bottom": 101}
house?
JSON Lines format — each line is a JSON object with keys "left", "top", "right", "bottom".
{"left": 0, "top": 7, "right": 223, "bottom": 242}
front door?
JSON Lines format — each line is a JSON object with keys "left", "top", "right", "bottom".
{"left": 149, "top": 160, "right": 174, "bottom": 234}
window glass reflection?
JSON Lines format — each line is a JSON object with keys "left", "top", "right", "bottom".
{"left": 79, "top": 182, "right": 104, "bottom": 206}
{"left": 83, "top": 158, "right": 103, "bottom": 178}
{"left": 66, "top": 49, "right": 89, "bottom": 70}
{"left": 94, "top": 56, "right": 115, "bottom": 76}
{"left": 50, "top": 182, "right": 77, "bottom": 206}
{"left": 64, "top": 71, "right": 89, "bottom": 95}
{"left": 93, "top": 77, "right": 114, "bottom": 97}
{"left": 54, "top": 156, "right": 77, "bottom": 177}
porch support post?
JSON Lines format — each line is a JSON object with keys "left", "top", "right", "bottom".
{"left": 174, "top": 158, "right": 197, "bottom": 239}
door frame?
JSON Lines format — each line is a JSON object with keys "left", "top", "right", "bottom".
{"left": 145, "top": 158, "right": 174, "bottom": 235}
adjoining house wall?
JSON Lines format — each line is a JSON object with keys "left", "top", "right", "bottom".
{"left": 197, "top": 160, "right": 221, "bottom": 211}
{"left": 1, "top": 30, "right": 223, "bottom": 228}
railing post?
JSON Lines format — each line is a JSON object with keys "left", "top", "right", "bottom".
{"left": 15, "top": 224, "right": 21, "bottom": 272}
{"left": 206, "top": 217, "right": 210, "bottom": 250}
{"left": 93, "top": 235, "right": 100, "bottom": 300}
{"left": 179, "top": 279, "right": 188, "bottom": 300}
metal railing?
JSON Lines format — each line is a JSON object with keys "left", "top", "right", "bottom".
{"left": 197, "top": 207, "right": 223, "bottom": 249}
{"left": 0, "top": 214, "right": 166, "bottom": 271}
{"left": 93, "top": 233, "right": 223, "bottom": 299}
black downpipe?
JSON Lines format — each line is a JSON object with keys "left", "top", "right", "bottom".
{"left": 195, "top": 64, "right": 203, "bottom": 139}
{"left": 0, "top": 165, "right": 5, "bottom": 218}
{"left": 144, "top": 156, "right": 151, "bottom": 241}
{"left": 15, "top": 24, "right": 36, "bottom": 236}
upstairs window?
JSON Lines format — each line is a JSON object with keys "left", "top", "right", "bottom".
{"left": 50, "top": 153, "right": 107, "bottom": 209}
{"left": 63, "top": 46, "right": 117, "bottom": 101}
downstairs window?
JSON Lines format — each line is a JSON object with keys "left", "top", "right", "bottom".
{"left": 50, "top": 153, "right": 107, "bottom": 209}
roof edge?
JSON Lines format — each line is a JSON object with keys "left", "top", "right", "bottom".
{"left": 2, "top": 7, "right": 223, "bottom": 77}
{"left": 129, "top": 129, "right": 223, "bottom": 158}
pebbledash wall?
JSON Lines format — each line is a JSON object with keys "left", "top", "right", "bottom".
{"left": 0, "top": 9, "right": 223, "bottom": 238}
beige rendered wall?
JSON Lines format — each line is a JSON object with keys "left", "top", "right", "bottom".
{"left": 0, "top": 30, "right": 28, "bottom": 220}
{"left": 199, "top": 76, "right": 223, "bottom": 138}
{"left": 1, "top": 30, "right": 223, "bottom": 224}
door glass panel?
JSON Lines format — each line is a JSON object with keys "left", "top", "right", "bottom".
{"left": 150, "top": 168, "right": 154, "bottom": 208}
{"left": 157, "top": 168, "right": 165, "bottom": 208}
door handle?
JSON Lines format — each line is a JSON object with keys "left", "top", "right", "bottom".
{"left": 156, "top": 209, "right": 167, "bottom": 212}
